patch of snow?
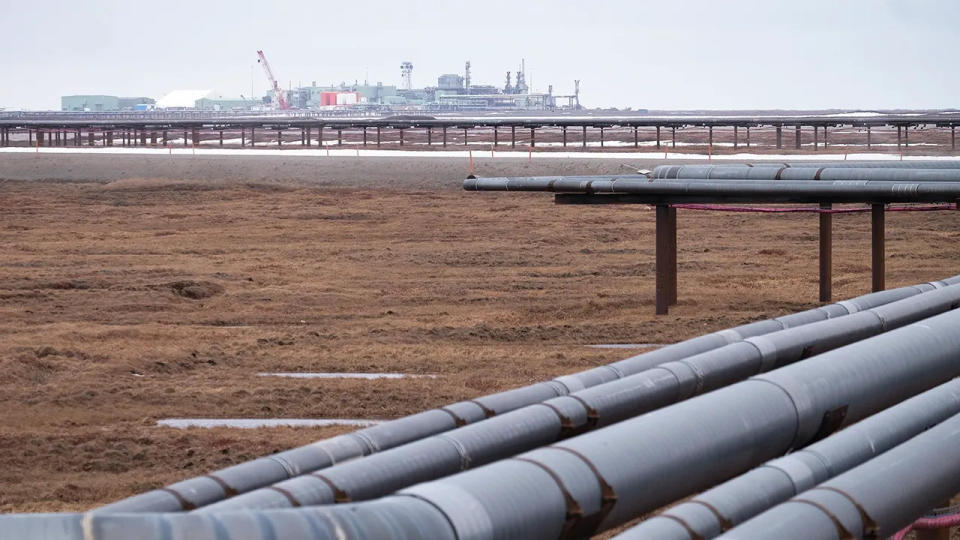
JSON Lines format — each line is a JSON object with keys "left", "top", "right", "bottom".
{"left": 157, "top": 418, "right": 382, "bottom": 429}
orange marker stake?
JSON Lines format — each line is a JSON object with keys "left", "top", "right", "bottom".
{"left": 469, "top": 150, "right": 474, "bottom": 175}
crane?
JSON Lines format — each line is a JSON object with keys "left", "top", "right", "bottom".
{"left": 256, "top": 50, "right": 289, "bottom": 110}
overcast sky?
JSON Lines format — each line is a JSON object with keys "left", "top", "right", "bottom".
{"left": 1, "top": 0, "right": 957, "bottom": 111}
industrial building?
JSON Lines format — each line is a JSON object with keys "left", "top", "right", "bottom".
{"left": 61, "top": 95, "right": 154, "bottom": 112}
{"left": 156, "top": 90, "right": 259, "bottom": 111}
{"left": 280, "top": 59, "right": 581, "bottom": 111}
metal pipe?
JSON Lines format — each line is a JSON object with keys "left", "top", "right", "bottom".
{"left": 199, "top": 282, "right": 960, "bottom": 513}
{"left": 101, "top": 276, "right": 930, "bottom": 513}
{"left": 653, "top": 165, "right": 960, "bottom": 181}
{"left": 615, "top": 378, "right": 960, "bottom": 540}
{"left": 719, "top": 408, "right": 960, "bottom": 540}
{"left": 707, "top": 160, "right": 960, "bottom": 169}
{"left": 464, "top": 176, "right": 960, "bottom": 204}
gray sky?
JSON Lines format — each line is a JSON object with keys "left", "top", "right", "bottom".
{"left": 2, "top": 0, "right": 958, "bottom": 111}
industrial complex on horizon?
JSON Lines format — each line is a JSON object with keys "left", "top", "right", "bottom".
{"left": 59, "top": 52, "right": 583, "bottom": 114}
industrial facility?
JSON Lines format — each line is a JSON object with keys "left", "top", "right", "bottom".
{"left": 59, "top": 53, "right": 582, "bottom": 113}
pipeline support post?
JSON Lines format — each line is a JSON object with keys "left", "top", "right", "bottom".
{"left": 733, "top": 125, "right": 738, "bottom": 149}
{"left": 654, "top": 126, "right": 658, "bottom": 149}
{"left": 746, "top": 126, "right": 750, "bottom": 148}
{"left": 582, "top": 125, "right": 586, "bottom": 148}
{"left": 672, "top": 126, "right": 677, "bottom": 148}
{"left": 776, "top": 125, "right": 782, "bottom": 149}
{"left": 795, "top": 125, "right": 801, "bottom": 149}
{"left": 655, "top": 205, "right": 678, "bottom": 315}
{"left": 562, "top": 126, "right": 566, "bottom": 147}
{"left": 530, "top": 127, "right": 535, "bottom": 148}
{"left": 819, "top": 203, "right": 833, "bottom": 302}
{"left": 872, "top": 203, "right": 885, "bottom": 292}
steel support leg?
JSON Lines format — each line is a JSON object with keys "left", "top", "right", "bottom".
{"left": 897, "top": 125, "right": 902, "bottom": 149}
{"left": 599, "top": 127, "right": 603, "bottom": 147}
{"left": 872, "top": 203, "right": 885, "bottom": 292}
{"left": 241, "top": 128, "right": 245, "bottom": 147}
{"left": 220, "top": 131, "right": 224, "bottom": 146}
{"left": 530, "top": 127, "right": 535, "bottom": 147}
{"left": 363, "top": 127, "right": 367, "bottom": 146}
{"left": 776, "top": 126, "right": 782, "bottom": 149}
{"left": 494, "top": 126, "right": 498, "bottom": 147}
{"left": 746, "top": 126, "right": 750, "bottom": 148}
{"left": 277, "top": 129, "right": 281, "bottom": 147}
{"left": 562, "top": 126, "right": 567, "bottom": 147}
{"left": 463, "top": 128, "right": 467, "bottom": 146}
{"left": 427, "top": 128, "right": 431, "bottom": 146}
{"left": 813, "top": 125, "right": 818, "bottom": 151}
{"left": 867, "top": 126, "right": 872, "bottom": 149}
{"left": 733, "top": 126, "right": 738, "bottom": 149}
{"left": 672, "top": 126, "right": 676, "bottom": 148}
{"left": 338, "top": 129, "right": 342, "bottom": 146}
{"left": 708, "top": 126, "right": 713, "bottom": 149}
{"left": 904, "top": 126, "right": 908, "bottom": 148}
{"left": 823, "top": 125, "right": 828, "bottom": 147}
{"left": 795, "top": 125, "right": 801, "bottom": 149}
{"left": 250, "top": 127, "right": 255, "bottom": 146}
{"left": 306, "top": 127, "right": 311, "bottom": 146}
{"left": 655, "top": 205, "right": 678, "bottom": 315}
{"left": 819, "top": 203, "right": 832, "bottom": 302}
{"left": 377, "top": 127, "right": 381, "bottom": 147}
{"left": 952, "top": 126, "right": 956, "bottom": 151}
{"left": 443, "top": 126, "right": 447, "bottom": 147}
{"left": 654, "top": 126, "right": 658, "bottom": 149}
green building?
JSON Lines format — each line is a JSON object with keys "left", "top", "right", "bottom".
{"left": 61, "top": 95, "right": 120, "bottom": 112}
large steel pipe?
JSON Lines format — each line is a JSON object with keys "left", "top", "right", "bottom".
{"left": 464, "top": 177, "right": 960, "bottom": 204}
{"left": 720, "top": 408, "right": 960, "bottom": 540}
{"left": 712, "top": 160, "right": 960, "bottom": 169}
{"left": 101, "top": 276, "right": 935, "bottom": 513}
{"left": 653, "top": 165, "right": 960, "bottom": 181}
{"left": 0, "top": 497, "right": 455, "bottom": 540}
{"left": 615, "top": 378, "right": 960, "bottom": 539}
{"left": 197, "top": 283, "right": 960, "bottom": 513}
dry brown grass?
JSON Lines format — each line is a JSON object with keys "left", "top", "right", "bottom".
{"left": 0, "top": 155, "right": 958, "bottom": 515}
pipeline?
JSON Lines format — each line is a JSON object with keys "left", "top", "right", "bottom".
{"left": 463, "top": 176, "right": 960, "bottom": 204}
{"left": 717, "top": 408, "right": 960, "bottom": 540}
{"left": 713, "top": 160, "right": 960, "bottom": 169}
{"left": 196, "top": 281, "right": 960, "bottom": 512}
{"left": 7, "top": 306, "right": 960, "bottom": 539}
{"left": 669, "top": 203, "right": 956, "bottom": 213}
{"left": 613, "top": 378, "right": 960, "bottom": 539}
{"left": 6, "top": 288, "right": 960, "bottom": 539}
{"left": 653, "top": 164, "right": 960, "bottom": 181}
{"left": 101, "top": 274, "right": 934, "bottom": 513}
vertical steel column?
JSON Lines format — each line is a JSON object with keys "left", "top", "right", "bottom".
{"left": 443, "top": 126, "right": 447, "bottom": 147}
{"left": 952, "top": 126, "right": 956, "bottom": 151}
{"left": 277, "top": 128, "right": 281, "bottom": 147}
{"left": 600, "top": 127, "right": 604, "bottom": 147}
{"left": 182, "top": 130, "right": 187, "bottom": 147}
{"left": 823, "top": 125, "right": 828, "bottom": 147}
{"left": 107, "top": 131, "right": 113, "bottom": 146}
{"left": 654, "top": 126, "right": 659, "bottom": 149}
{"left": 219, "top": 131, "right": 224, "bottom": 146}
{"left": 668, "top": 206, "right": 677, "bottom": 305}
{"left": 463, "top": 128, "right": 468, "bottom": 146}
{"left": 897, "top": 125, "right": 902, "bottom": 149}
{"left": 867, "top": 125, "right": 872, "bottom": 149}
{"left": 795, "top": 125, "right": 801, "bottom": 149}
{"left": 250, "top": 127, "right": 255, "bottom": 147}
{"left": 193, "top": 128, "right": 199, "bottom": 147}
{"left": 813, "top": 125, "right": 818, "bottom": 151}
{"left": 377, "top": 127, "right": 381, "bottom": 147}
{"left": 872, "top": 203, "right": 886, "bottom": 292}
{"left": 493, "top": 126, "right": 498, "bottom": 147}
{"left": 300, "top": 128, "right": 305, "bottom": 146}
{"left": 581, "top": 126, "right": 586, "bottom": 148}
{"left": 819, "top": 203, "right": 832, "bottom": 302}
{"left": 89, "top": 131, "right": 95, "bottom": 146}
{"left": 642, "top": 126, "right": 645, "bottom": 149}
{"left": 140, "top": 131, "right": 146, "bottom": 146}
{"left": 338, "top": 129, "right": 342, "bottom": 146}
{"left": 241, "top": 128, "right": 245, "bottom": 147}
{"left": 746, "top": 126, "right": 751, "bottom": 147}
{"left": 318, "top": 126, "right": 323, "bottom": 147}
{"left": 655, "top": 205, "right": 677, "bottom": 315}
{"left": 776, "top": 126, "right": 782, "bottom": 149}
{"left": 733, "top": 125, "right": 738, "bottom": 149}
{"left": 562, "top": 126, "right": 567, "bottom": 147}
{"left": 904, "top": 125, "right": 909, "bottom": 148}
{"left": 672, "top": 126, "right": 676, "bottom": 148}
{"left": 399, "top": 128, "right": 403, "bottom": 146}
{"left": 306, "top": 127, "right": 311, "bottom": 146}
{"left": 363, "top": 127, "right": 367, "bottom": 146}
{"left": 426, "top": 128, "right": 431, "bottom": 146}
{"left": 28, "top": 129, "right": 33, "bottom": 146}
{"left": 150, "top": 131, "right": 156, "bottom": 146}
{"left": 708, "top": 126, "right": 713, "bottom": 149}
{"left": 530, "top": 127, "right": 535, "bottom": 147}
